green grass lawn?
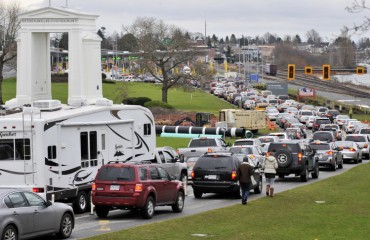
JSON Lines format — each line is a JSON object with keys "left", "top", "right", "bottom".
{"left": 84, "top": 162, "right": 370, "bottom": 240}
{"left": 2, "top": 79, "right": 234, "bottom": 115}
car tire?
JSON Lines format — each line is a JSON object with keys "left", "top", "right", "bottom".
{"left": 73, "top": 191, "right": 89, "bottom": 214}
{"left": 338, "top": 160, "right": 344, "bottom": 169}
{"left": 2, "top": 225, "right": 17, "bottom": 240}
{"left": 276, "top": 150, "right": 293, "bottom": 168}
{"left": 95, "top": 206, "right": 110, "bottom": 218}
{"left": 172, "top": 191, "right": 185, "bottom": 213}
{"left": 331, "top": 160, "right": 337, "bottom": 171}
{"left": 300, "top": 165, "right": 309, "bottom": 182}
{"left": 193, "top": 189, "right": 203, "bottom": 199}
{"left": 355, "top": 155, "right": 360, "bottom": 164}
{"left": 57, "top": 213, "right": 73, "bottom": 239}
{"left": 142, "top": 196, "right": 155, "bottom": 219}
{"left": 234, "top": 186, "right": 242, "bottom": 199}
{"left": 311, "top": 163, "right": 319, "bottom": 179}
{"left": 254, "top": 177, "right": 262, "bottom": 194}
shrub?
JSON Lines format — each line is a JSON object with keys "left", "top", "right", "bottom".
{"left": 123, "top": 97, "right": 152, "bottom": 106}
{"left": 135, "top": 97, "right": 152, "bottom": 106}
{"left": 144, "top": 100, "right": 174, "bottom": 109}
{"left": 103, "top": 79, "right": 116, "bottom": 84}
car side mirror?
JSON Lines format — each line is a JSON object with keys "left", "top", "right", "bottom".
{"left": 46, "top": 200, "right": 53, "bottom": 207}
{"left": 170, "top": 175, "right": 176, "bottom": 181}
{"left": 179, "top": 155, "right": 184, "bottom": 163}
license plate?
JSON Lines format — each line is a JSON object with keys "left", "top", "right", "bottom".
{"left": 110, "top": 185, "right": 120, "bottom": 191}
{"left": 205, "top": 175, "right": 217, "bottom": 180}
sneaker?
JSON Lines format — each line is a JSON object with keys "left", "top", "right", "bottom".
{"left": 266, "top": 191, "right": 269, "bottom": 196}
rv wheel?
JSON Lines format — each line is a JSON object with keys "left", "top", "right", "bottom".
{"left": 73, "top": 191, "right": 89, "bottom": 213}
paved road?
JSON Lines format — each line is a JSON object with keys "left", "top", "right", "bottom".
{"left": 53, "top": 158, "right": 364, "bottom": 240}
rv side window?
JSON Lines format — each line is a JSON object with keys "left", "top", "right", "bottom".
{"left": 90, "top": 131, "right": 97, "bottom": 160}
{"left": 144, "top": 124, "right": 151, "bottom": 136}
{"left": 101, "top": 134, "right": 106, "bottom": 151}
{"left": 48, "top": 146, "right": 57, "bottom": 159}
{"left": 80, "top": 132, "right": 88, "bottom": 161}
{"left": 80, "top": 131, "right": 98, "bottom": 168}
{"left": 0, "top": 139, "right": 29, "bottom": 161}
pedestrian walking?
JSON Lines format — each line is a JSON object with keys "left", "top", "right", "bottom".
{"left": 237, "top": 156, "right": 254, "bottom": 205}
{"left": 262, "top": 154, "right": 278, "bottom": 197}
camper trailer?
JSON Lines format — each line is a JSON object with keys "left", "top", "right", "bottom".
{"left": 0, "top": 100, "right": 156, "bottom": 213}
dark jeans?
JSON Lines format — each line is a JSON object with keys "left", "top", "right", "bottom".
{"left": 240, "top": 182, "right": 251, "bottom": 202}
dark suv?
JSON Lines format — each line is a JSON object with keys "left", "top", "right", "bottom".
{"left": 191, "top": 152, "right": 262, "bottom": 198}
{"left": 312, "top": 117, "right": 331, "bottom": 132}
{"left": 267, "top": 141, "right": 319, "bottom": 182}
{"left": 92, "top": 163, "right": 185, "bottom": 219}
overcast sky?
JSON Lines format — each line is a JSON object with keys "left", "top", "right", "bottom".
{"left": 16, "top": 0, "right": 370, "bottom": 42}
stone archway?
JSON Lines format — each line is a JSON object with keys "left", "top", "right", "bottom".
{"left": 6, "top": 7, "right": 105, "bottom": 108}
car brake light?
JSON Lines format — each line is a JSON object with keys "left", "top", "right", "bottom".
{"left": 364, "top": 144, "right": 368, "bottom": 148}
{"left": 298, "top": 152, "right": 303, "bottom": 162}
{"left": 191, "top": 171, "right": 195, "bottom": 179}
{"left": 135, "top": 184, "right": 143, "bottom": 192}
{"left": 208, "top": 148, "right": 213, "bottom": 153}
{"left": 325, "top": 151, "right": 333, "bottom": 155}
{"left": 231, "top": 170, "right": 237, "bottom": 180}
{"left": 32, "top": 187, "right": 44, "bottom": 193}
{"left": 349, "top": 148, "right": 356, "bottom": 152}
{"left": 92, "top": 183, "right": 96, "bottom": 191}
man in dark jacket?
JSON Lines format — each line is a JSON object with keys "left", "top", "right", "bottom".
{"left": 237, "top": 156, "right": 254, "bottom": 205}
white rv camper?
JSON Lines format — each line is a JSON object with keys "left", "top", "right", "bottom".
{"left": 0, "top": 100, "right": 156, "bottom": 213}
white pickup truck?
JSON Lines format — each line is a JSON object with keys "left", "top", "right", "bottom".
{"left": 177, "top": 137, "right": 229, "bottom": 159}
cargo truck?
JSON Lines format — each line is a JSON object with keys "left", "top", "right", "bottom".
{"left": 219, "top": 109, "right": 267, "bottom": 133}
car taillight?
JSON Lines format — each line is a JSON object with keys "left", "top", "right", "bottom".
{"left": 298, "top": 152, "right": 303, "bottom": 162}
{"left": 135, "top": 184, "right": 143, "bottom": 192}
{"left": 349, "top": 148, "right": 356, "bottom": 152}
{"left": 231, "top": 170, "right": 237, "bottom": 180}
{"left": 32, "top": 187, "right": 44, "bottom": 193}
{"left": 191, "top": 171, "right": 195, "bottom": 179}
{"left": 325, "top": 151, "right": 333, "bottom": 155}
{"left": 92, "top": 183, "right": 96, "bottom": 191}
{"left": 364, "top": 144, "right": 368, "bottom": 148}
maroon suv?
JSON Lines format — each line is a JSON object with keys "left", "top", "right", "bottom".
{"left": 92, "top": 163, "right": 185, "bottom": 219}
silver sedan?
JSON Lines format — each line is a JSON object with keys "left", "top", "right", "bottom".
{"left": 0, "top": 188, "right": 74, "bottom": 240}
{"left": 334, "top": 141, "right": 362, "bottom": 164}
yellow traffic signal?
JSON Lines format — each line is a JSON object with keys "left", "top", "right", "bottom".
{"left": 356, "top": 66, "right": 365, "bottom": 75}
{"left": 304, "top": 66, "right": 313, "bottom": 75}
{"left": 287, "top": 64, "right": 295, "bottom": 80}
{"left": 322, "top": 64, "right": 330, "bottom": 80}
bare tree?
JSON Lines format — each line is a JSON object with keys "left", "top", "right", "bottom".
{"left": 0, "top": 1, "right": 20, "bottom": 104}
{"left": 306, "top": 29, "right": 322, "bottom": 44}
{"left": 346, "top": 0, "right": 370, "bottom": 32}
{"left": 124, "top": 17, "right": 204, "bottom": 103}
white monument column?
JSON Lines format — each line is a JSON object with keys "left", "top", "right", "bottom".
{"left": 68, "top": 29, "right": 86, "bottom": 106}
{"left": 5, "top": 7, "right": 107, "bottom": 109}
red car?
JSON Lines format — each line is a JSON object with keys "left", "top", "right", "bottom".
{"left": 92, "top": 163, "right": 185, "bottom": 219}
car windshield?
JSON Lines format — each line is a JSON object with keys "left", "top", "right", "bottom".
{"left": 195, "top": 156, "right": 233, "bottom": 170}
{"left": 301, "top": 111, "right": 313, "bottom": 115}
{"left": 234, "top": 141, "right": 253, "bottom": 146}
{"left": 97, "top": 166, "right": 135, "bottom": 181}
{"left": 230, "top": 147, "right": 254, "bottom": 154}
{"left": 313, "top": 132, "right": 332, "bottom": 141}
{"left": 268, "top": 143, "right": 300, "bottom": 152}
{"left": 360, "top": 129, "right": 370, "bottom": 134}
{"left": 316, "top": 119, "right": 331, "bottom": 124}
{"left": 259, "top": 137, "right": 275, "bottom": 143}
{"left": 345, "top": 136, "right": 366, "bottom": 142}
{"left": 189, "top": 139, "right": 217, "bottom": 147}
{"left": 309, "top": 143, "right": 330, "bottom": 150}
{"left": 335, "top": 142, "right": 355, "bottom": 149}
